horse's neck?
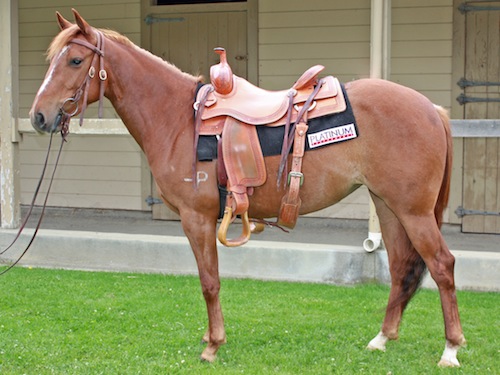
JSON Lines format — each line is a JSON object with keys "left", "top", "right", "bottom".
{"left": 104, "top": 42, "right": 198, "bottom": 155}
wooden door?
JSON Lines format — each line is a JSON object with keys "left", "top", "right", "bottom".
{"left": 150, "top": 11, "right": 247, "bottom": 80}
{"left": 149, "top": 10, "right": 247, "bottom": 219}
{"left": 461, "top": 1, "right": 500, "bottom": 233}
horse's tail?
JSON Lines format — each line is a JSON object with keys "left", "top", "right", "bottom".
{"left": 434, "top": 105, "right": 453, "bottom": 228}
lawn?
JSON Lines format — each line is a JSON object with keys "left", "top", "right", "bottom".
{"left": 0, "top": 268, "right": 498, "bottom": 374}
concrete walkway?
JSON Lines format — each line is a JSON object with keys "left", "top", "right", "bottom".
{"left": 0, "top": 208, "right": 498, "bottom": 291}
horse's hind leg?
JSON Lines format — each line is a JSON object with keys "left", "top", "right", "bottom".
{"left": 366, "top": 195, "right": 427, "bottom": 351}
{"left": 401, "top": 214, "right": 466, "bottom": 367}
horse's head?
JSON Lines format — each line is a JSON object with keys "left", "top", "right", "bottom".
{"left": 30, "top": 9, "right": 106, "bottom": 133}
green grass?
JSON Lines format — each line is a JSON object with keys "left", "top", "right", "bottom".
{"left": 0, "top": 268, "right": 498, "bottom": 374}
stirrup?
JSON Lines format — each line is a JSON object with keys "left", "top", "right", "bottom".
{"left": 217, "top": 206, "right": 251, "bottom": 247}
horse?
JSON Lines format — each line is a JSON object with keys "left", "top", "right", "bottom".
{"left": 29, "top": 9, "right": 466, "bottom": 367}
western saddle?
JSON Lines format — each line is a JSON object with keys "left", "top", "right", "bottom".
{"left": 194, "top": 48, "right": 346, "bottom": 246}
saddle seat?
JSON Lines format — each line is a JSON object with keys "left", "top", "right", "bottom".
{"left": 197, "top": 68, "right": 345, "bottom": 135}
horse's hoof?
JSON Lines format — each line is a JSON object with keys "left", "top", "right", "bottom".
{"left": 438, "top": 339, "right": 465, "bottom": 367}
{"left": 250, "top": 222, "right": 265, "bottom": 234}
{"left": 366, "top": 342, "right": 386, "bottom": 352}
{"left": 438, "top": 357, "right": 460, "bottom": 368}
{"left": 366, "top": 332, "right": 388, "bottom": 352}
{"left": 438, "top": 340, "right": 461, "bottom": 367}
{"left": 200, "top": 351, "right": 217, "bottom": 363}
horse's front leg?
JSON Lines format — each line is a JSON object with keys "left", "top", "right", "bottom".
{"left": 181, "top": 213, "right": 226, "bottom": 362}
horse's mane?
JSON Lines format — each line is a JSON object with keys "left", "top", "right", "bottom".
{"left": 46, "top": 25, "right": 202, "bottom": 83}
{"left": 47, "top": 26, "right": 133, "bottom": 61}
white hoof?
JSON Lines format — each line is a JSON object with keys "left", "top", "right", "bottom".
{"left": 366, "top": 331, "right": 388, "bottom": 352}
{"left": 438, "top": 341, "right": 461, "bottom": 367}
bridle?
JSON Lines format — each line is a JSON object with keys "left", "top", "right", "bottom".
{"left": 59, "top": 30, "right": 107, "bottom": 133}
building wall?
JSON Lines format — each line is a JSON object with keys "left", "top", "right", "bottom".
{"left": 259, "top": 0, "right": 453, "bottom": 105}
{"left": 16, "top": 0, "right": 456, "bottom": 219}
{"left": 258, "top": 0, "right": 454, "bottom": 219}
{"left": 258, "top": 0, "right": 371, "bottom": 89}
{"left": 20, "top": 134, "right": 144, "bottom": 210}
{"left": 391, "top": 0, "right": 453, "bottom": 108}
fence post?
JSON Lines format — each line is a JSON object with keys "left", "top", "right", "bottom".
{"left": 364, "top": 0, "right": 391, "bottom": 251}
{"left": 0, "top": 0, "right": 21, "bottom": 229}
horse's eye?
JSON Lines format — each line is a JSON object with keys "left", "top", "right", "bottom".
{"left": 70, "top": 58, "right": 83, "bottom": 66}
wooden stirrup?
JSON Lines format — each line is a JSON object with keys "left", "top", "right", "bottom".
{"left": 217, "top": 207, "right": 251, "bottom": 247}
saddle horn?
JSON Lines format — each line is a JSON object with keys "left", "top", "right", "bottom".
{"left": 210, "top": 48, "right": 234, "bottom": 95}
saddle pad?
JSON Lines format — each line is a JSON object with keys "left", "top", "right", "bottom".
{"left": 197, "top": 84, "right": 357, "bottom": 161}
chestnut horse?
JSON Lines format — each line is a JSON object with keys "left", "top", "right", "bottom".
{"left": 29, "top": 10, "right": 465, "bottom": 367}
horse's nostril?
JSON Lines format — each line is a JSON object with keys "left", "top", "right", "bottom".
{"left": 35, "top": 112, "right": 45, "bottom": 127}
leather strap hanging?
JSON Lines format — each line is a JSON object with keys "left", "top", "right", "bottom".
{"left": 278, "top": 119, "right": 309, "bottom": 229}
{"left": 277, "top": 80, "right": 325, "bottom": 229}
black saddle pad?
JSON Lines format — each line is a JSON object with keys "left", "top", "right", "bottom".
{"left": 197, "top": 84, "right": 357, "bottom": 161}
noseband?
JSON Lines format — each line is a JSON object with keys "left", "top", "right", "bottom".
{"left": 60, "top": 30, "right": 107, "bottom": 132}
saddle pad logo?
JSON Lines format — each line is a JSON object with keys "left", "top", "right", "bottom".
{"left": 307, "top": 123, "right": 357, "bottom": 148}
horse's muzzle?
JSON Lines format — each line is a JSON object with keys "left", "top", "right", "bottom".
{"left": 30, "top": 110, "right": 63, "bottom": 134}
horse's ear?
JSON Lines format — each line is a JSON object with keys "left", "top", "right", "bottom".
{"left": 56, "top": 11, "right": 72, "bottom": 30}
{"left": 72, "top": 8, "right": 92, "bottom": 36}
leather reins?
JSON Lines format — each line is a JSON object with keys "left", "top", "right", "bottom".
{"left": 0, "top": 132, "right": 65, "bottom": 275}
{"left": 0, "top": 31, "right": 107, "bottom": 275}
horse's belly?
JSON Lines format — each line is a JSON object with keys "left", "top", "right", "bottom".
{"left": 248, "top": 150, "right": 361, "bottom": 218}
